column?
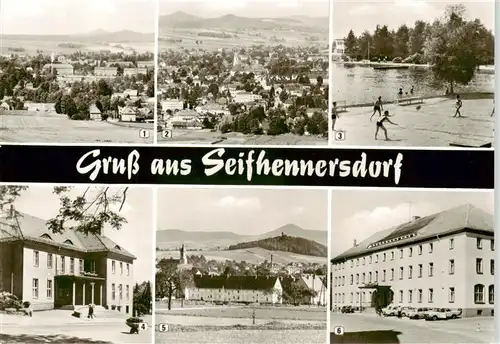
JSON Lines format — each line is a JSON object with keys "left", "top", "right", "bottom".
{"left": 100, "top": 284, "right": 103, "bottom": 306}
{"left": 82, "top": 282, "right": 86, "bottom": 305}
{"left": 90, "top": 282, "right": 95, "bottom": 305}
{"left": 72, "top": 282, "right": 76, "bottom": 306}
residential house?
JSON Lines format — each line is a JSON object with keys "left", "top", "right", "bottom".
{"left": 94, "top": 67, "right": 118, "bottom": 77}
{"left": 89, "top": 104, "right": 102, "bottom": 120}
{"left": 0, "top": 205, "right": 136, "bottom": 314}
{"left": 123, "top": 68, "right": 148, "bottom": 77}
{"left": 42, "top": 64, "right": 74, "bottom": 76}
{"left": 119, "top": 106, "right": 138, "bottom": 122}
{"left": 301, "top": 274, "right": 327, "bottom": 306}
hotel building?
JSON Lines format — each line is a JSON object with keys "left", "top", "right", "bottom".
{"left": 331, "top": 204, "right": 494, "bottom": 317}
{"left": 0, "top": 205, "right": 136, "bottom": 314}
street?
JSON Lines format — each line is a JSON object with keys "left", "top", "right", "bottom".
{"left": 0, "top": 312, "right": 152, "bottom": 343}
{"left": 330, "top": 312, "right": 494, "bottom": 343}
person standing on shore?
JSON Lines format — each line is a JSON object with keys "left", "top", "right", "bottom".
{"left": 371, "top": 96, "right": 383, "bottom": 120}
{"left": 374, "top": 110, "right": 398, "bottom": 141}
{"left": 453, "top": 95, "right": 463, "bottom": 117}
{"left": 331, "top": 101, "right": 339, "bottom": 130}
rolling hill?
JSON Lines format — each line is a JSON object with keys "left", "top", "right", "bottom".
{"left": 228, "top": 234, "right": 327, "bottom": 257}
{"left": 159, "top": 11, "right": 328, "bottom": 31}
{"left": 156, "top": 224, "right": 327, "bottom": 251}
{"left": 156, "top": 246, "right": 326, "bottom": 265}
{"left": 3, "top": 30, "right": 154, "bottom": 43}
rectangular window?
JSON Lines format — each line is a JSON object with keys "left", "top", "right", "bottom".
{"left": 382, "top": 270, "right": 386, "bottom": 282}
{"left": 449, "top": 259, "right": 455, "bottom": 275}
{"left": 418, "top": 245, "right": 422, "bottom": 255}
{"left": 408, "top": 265, "right": 413, "bottom": 279}
{"left": 476, "top": 258, "right": 483, "bottom": 274}
{"left": 369, "top": 272, "right": 372, "bottom": 283}
{"left": 119, "top": 284, "right": 123, "bottom": 300}
{"left": 375, "top": 271, "right": 378, "bottom": 282}
{"left": 477, "top": 238, "right": 482, "bottom": 249}
{"left": 399, "top": 290, "right": 403, "bottom": 303}
{"left": 32, "top": 278, "right": 39, "bottom": 298}
{"left": 449, "top": 238, "right": 454, "bottom": 250}
{"left": 417, "top": 289, "right": 422, "bottom": 303}
{"left": 399, "top": 267, "right": 404, "bottom": 280}
{"left": 47, "top": 279, "right": 52, "bottom": 298}
{"left": 126, "top": 285, "right": 129, "bottom": 299}
{"left": 391, "top": 252, "right": 394, "bottom": 260}
{"left": 429, "top": 243, "right": 433, "bottom": 253}
{"left": 400, "top": 249, "right": 403, "bottom": 258}
{"left": 61, "top": 256, "right": 65, "bottom": 273}
{"left": 369, "top": 256, "right": 372, "bottom": 264}
{"left": 120, "top": 262, "right": 123, "bottom": 275}
{"left": 428, "top": 263, "right": 434, "bottom": 277}
{"left": 449, "top": 287, "right": 455, "bottom": 303}
{"left": 375, "top": 255, "right": 379, "bottom": 263}
{"left": 356, "top": 274, "right": 359, "bottom": 284}
{"left": 408, "top": 290, "right": 413, "bottom": 303}
{"left": 112, "top": 283, "right": 116, "bottom": 300}
{"left": 79, "top": 259, "right": 84, "bottom": 274}
{"left": 70, "top": 258, "right": 75, "bottom": 274}
{"left": 418, "top": 264, "right": 423, "bottom": 278}
{"left": 383, "top": 253, "right": 386, "bottom": 262}
{"left": 350, "top": 275, "right": 353, "bottom": 285}
{"left": 491, "top": 239, "right": 495, "bottom": 251}
{"left": 112, "top": 261, "right": 116, "bottom": 274}
{"left": 390, "top": 268, "right": 394, "bottom": 281}
{"left": 428, "top": 288, "right": 434, "bottom": 303}
{"left": 127, "top": 263, "right": 130, "bottom": 276}
{"left": 47, "top": 253, "right": 53, "bottom": 269}
{"left": 33, "top": 251, "right": 39, "bottom": 267}
{"left": 490, "top": 260, "right": 494, "bottom": 275}
{"left": 409, "top": 247, "right": 413, "bottom": 257}
{"left": 362, "top": 273, "right": 365, "bottom": 283}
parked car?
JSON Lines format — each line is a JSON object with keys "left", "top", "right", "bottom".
{"left": 341, "top": 305, "right": 355, "bottom": 313}
{"left": 425, "top": 308, "right": 448, "bottom": 321}
{"left": 400, "top": 307, "right": 412, "bottom": 317}
{"left": 406, "top": 307, "right": 430, "bottom": 319}
{"left": 382, "top": 305, "right": 397, "bottom": 316}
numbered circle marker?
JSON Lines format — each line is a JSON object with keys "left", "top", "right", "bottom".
{"left": 139, "top": 322, "right": 149, "bottom": 331}
{"left": 333, "top": 326, "right": 345, "bottom": 336}
{"left": 158, "top": 323, "right": 169, "bottom": 332}
{"left": 334, "top": 130, "right": 346, "bottom": 141}
{"left": 162, "top": 129, "right": 173, "bottom": 139}
{"left": 139, "top": 129, "right": 150, "bottom": 139}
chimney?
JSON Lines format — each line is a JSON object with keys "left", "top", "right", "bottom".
{"left": 353, "top": 239, "right": 357, "bottom": 247}
{"left": 412, "top": 216, "right": 421, "bottom": 221}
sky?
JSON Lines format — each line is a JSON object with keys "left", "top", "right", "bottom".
{"left": 330, "top": 190, "right": 493, "bottom": 257}
{"left": 0, "top": 0, "right": 155, "bottom": 35}
{"left": 160, "top": 0, "right": 328, "bottom": 18}
{"left": 332, "top": 0, "right": 495, "bottom": 37}
{"left": 14, "top": 186, "right": 154, "bottom": 284}
{"left": 157, "top": 187, "right": 328, "bottom": 234}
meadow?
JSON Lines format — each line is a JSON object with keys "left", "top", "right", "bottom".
{"left": 0, "top": 112, "right": 153, "bottom": 143}
{"left": 156, "top": 247, "right": 326, "bottom": 265}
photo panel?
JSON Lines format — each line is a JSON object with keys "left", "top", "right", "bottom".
{"left": 0, "top": 0, "right": 155, "bottom": 144}
{"left": 0, "top": 185, "right": 154, "bottom": 344}
{"left": 157, "top": 0, "right": 330, "bottom": 145}
{"left": 329, "top": 188, "right": 494, "bottom": 344}
{"left": 329, "top": 0, "right": 495, "bottom": 148}
{"left": 154, "top": 187, "right": 328, "bottom": 343}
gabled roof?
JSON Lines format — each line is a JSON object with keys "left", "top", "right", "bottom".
{"left": 301, "top": 275, "right": 327, "bottom": 290}
{"left": 332, "top": 204, "right": 493, "bottom": 263}
{"left": 194, "top": 275, "right": 278, "bottom": 290}
{"left": 0, "top": 210, "right": 135, "bottom": 259}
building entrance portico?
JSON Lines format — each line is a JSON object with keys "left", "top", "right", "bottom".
{"left": 54, "top": 275, "right": 105, "bottom": 309}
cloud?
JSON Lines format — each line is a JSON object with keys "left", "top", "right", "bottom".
{"left": 214, "top": 196, "right": 261, "bottom": 210}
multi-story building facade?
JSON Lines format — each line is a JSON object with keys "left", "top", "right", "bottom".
{"left": 331, "top": 204, "right": 494, "bottom": 317}
{"left": 94, "top": 67, "right": 118, "bottom": 77}
{"left": 0, "top": 206, "right": 136, "bottom": 314}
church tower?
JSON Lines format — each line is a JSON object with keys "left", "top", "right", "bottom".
{"left": 180, "top": 244, "right": 187, "bottom": 265}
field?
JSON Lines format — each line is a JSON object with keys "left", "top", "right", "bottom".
{"left": 159, "top": 28, "right": 327, "bottom": 51}
{"left": 0, "top": 112, "right": 154, "bottom": 143}
{"left": 156, "top": 247, "right": 327, "bottom": 265}
{"left": 156, "top": 304, "right": 326, "bottom": 344}
{"left": 0, "top": 38, "right": 153, "bottom": 55}
{"left": 159, "top": 128, "right": 327, "bottom": 145}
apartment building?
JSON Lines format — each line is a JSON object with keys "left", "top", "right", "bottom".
{"left": 0, "top": 205, "right": 136, "bottom": 314}
{"left": 331, "top": 204, "right": 494, "bottom": 317}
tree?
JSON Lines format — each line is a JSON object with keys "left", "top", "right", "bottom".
{"left": 307, "top": 112, "right": 328, "bottom": 136}
{"left": 156, "top": 260, "right": 194, "bottom": 310}
{"left": 393, "top": 25, "right": 410, "bottom": 58}
{"left": 407, "top": 20, "right": 428, "bottom": 55}
{"left": 424, "top": 4, "right": 490, "bottom": 94}
{"left": 133, "top": 281, "right": 152, "bottom": 317}
{"left": 0, "top": 186, "right": 129, "bottom": 236}
{"left": 344, "top": 30, "right": 358, "bottom": 58}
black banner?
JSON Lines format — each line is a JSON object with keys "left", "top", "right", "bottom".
{"left": 0, "top": 144, "right": 493, "bottom": 189}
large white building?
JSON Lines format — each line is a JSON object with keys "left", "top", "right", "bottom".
{"left": 186, "top": 275, "right": 283, "bottom": 305}
{"left": 332, "top": 39, "right": 345, "bottom": 58}
{"left": 331, "top": 204, "right": 494, "bottom": 317}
